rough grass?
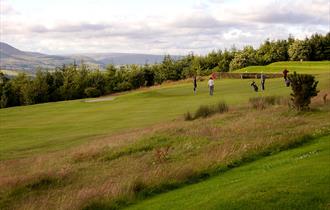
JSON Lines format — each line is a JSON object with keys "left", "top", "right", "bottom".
{"left": 249, "top": 96, "right": 289, "bottom": 110}
{"left": 126, "top": 134, "right": 330, "bottom": 210}
{"left": 185, "top": 101, "right": 228, "bottom": 120}
{"left": 0, "top": 95, "right": 329, "bottom": 210}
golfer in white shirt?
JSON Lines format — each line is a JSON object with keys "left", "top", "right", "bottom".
{"left": 208, "top": 77, "right": 214, "bottom": 96}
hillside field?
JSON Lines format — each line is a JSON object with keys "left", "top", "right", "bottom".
{"left": 1, "top": 61, "right": 329, "bottom": 160}
{"left": 0, "top": 61, "right": 329, "bottom": 210}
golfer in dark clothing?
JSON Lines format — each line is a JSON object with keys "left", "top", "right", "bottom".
{"left": 251, "top": 81, "right": 258, "bottom": 92}
{"left": 283, "top": 69, "right": 289, "bottom": 80}
{"left": 260, "top": 73, "right": 266, "bottom": 91}
{"left": 193, "top": 76, "right": 197, "bottom": 94}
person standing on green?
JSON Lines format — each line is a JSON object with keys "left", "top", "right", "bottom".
{"left": 208, "top": 77, "right": 214, "bottom": 96}
{"left": 193, "top": 76, "right": 197, "bottom": 94}
{"left": 260, "top": 73, "right": 266, "bottom": 91}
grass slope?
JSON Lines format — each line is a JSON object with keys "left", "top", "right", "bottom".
{"left": 1, "top": 61, "right": 329, "bottom": 160}
{"left": 236, "top": 61, "right": 330, "bottom": 74}
{"left": 126, "top": 135, "right": 330, "bottom": 210}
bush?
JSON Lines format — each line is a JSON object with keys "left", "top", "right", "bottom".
{"left": 288, "top": 72, "right": 319, "bottom": 110}
{"left": 84, "top": 87, "right": 101, "bottom": 98}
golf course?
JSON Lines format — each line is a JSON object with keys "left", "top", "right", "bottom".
{"left": 0, "top": 61, "right": 329, "bottom": 210}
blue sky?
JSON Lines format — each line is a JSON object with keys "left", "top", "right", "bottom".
{"left": 0, "top": 0, "right": 328, "bottom": 55}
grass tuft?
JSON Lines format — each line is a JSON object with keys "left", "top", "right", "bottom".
{"left": 249, "top": 96, "right": 286, "bottom": 110}
{"left": 185, "top": 101, "right": 229, "bottom": 121}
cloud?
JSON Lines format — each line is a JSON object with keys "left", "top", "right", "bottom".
{"left": 172, "top": 15, "right": 235, "bottom": 29}
{"left": 0, "top": 0, "right": 328, "bottom": 55}
{"left": 214, "top": 0, "right": 329, "bottom": 26}
{"left": 0, "top": 0, "right": 18, "bottom": 15}
{"left": 29, "top": 23, "right": 110, "bottom": 33}
{"left": 256, "top": 11, "right": 327, "bottom": 25}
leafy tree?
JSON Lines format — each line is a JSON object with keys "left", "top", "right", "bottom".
{"left": 308, "top": 33, "right": 328, "bottom": 61}
{"left": 84, "top": 87, "right": 101, "bottom": 97}
{"left": 0, "top": 82, "right": 16, "bottom": 108}
{"left": 105, "top": 64, "right": 117, "bottom": 93}
{"left": 288, "top": 72, "right": 319, "bottom": 110}
{"left": 229, "top": 46, "right": 257, "bottom": 71}
{"left": 218, "top": 50, "right": 233, "bottom": 72}
{"left": 152, "top": 64, "right": 166, "bottom": 84}
{"left": 161, "top": 55, "right": 178, "bottom": 80}
{"left": 129, "top": 65, "right": 145, "bottom": 89}
{"left": 257, "top": 40, "right": 288, "bottom": 64}
{"left": 32, "top": 70, "right": 49, "bottom": 103}
{"left": 324, "top": 32, "right": 330, "bottom": 60}
{"left": 143, "top": 65, "right": 155, "bottom": 87}
{"left": 288, "top": 40, "right": 311, "bottom": 61}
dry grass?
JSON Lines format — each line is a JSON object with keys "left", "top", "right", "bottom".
{"left": 0, "top": 93, "right": 330, "bottom": 210}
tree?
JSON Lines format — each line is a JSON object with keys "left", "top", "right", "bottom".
{"left": 218, "top": 50, "right": 233, "bottom": 72}
{"left": 105, "top": 64, "right": 117, "bottom": 93}
{"left": 32, "top": 70, "right": 49, "bottom": 103}
{"left": 288, "top": 72, "right": 319, "bottom": 110}
{"left": 257, "top": 39, "right": 289, "bottom": 64}
{"left": 129, "top": 65, "right": 145, "bottom": 89}
{"left": 143, "top": 65, "right": 155, "bottom": 87}
{"left": 161, "top": 55, "right": 178, "bottom": 80}
{"left": 288, "top": 39, "right": 311, "bottom": 61}
{"left": 308, "top": 33, "right": 327, "bottom": 61}
{"left": 229, "top": 46, "right": 257, "bottom": 71}
{"left": 0, "top": 82, "right": 16, "bottom": 108}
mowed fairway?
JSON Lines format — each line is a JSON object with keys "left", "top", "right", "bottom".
{"left": 237, "top": 61, "right": 330, "bottom": 74}
{"left": 0, "top": 61, "right": 329, "bottom": 159}
{"left": 126, "top": 135, "right": 330, "bottom": 210}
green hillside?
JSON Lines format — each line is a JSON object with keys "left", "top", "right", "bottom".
{"left": 0, "top": 61, "right": 329, "bottom": 160}
{"left": 236, "top": 61, "right": 330, "bottom": 74}
{"left": 0, "top": 61, "right": 329, "bottom": 210}
{"left": 127, "top": 135, "right": 330, "bottom": 210}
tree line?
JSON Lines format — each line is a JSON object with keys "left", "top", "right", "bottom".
{"left": 1, "top": 33, "right": 329, "bottom": 108}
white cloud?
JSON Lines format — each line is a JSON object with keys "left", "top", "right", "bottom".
{"left": 0, "top": 0, "right": 328, "bottom": 55}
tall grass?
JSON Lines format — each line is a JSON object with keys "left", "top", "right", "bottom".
{"left": 184, "top": 101, "right": 229, "bottom": 120}
{"left": 249, "top": 96, "right": 288, "bottom": 110}
{"left": 0, "top": 96, "right": 329, "bottom": 210}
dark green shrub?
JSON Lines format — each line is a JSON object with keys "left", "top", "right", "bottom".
{"left": 288, "top": 72, "right": 319, "bottom": 110}
{"left": 84, "top": 87, "right": 101, "bottom": 98}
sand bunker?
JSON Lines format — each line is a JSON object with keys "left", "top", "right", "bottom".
{"left": 84, "top": 97, "right": 115, "bottom": 103}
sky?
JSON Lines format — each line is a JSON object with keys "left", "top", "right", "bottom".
{"left": 0, "top": 0, "right": 329, "bottom": 55}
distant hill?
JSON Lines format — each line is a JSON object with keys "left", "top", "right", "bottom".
{"left": 0, "top": 42, "right": 180, "bottom": 73}
{"left": 0, "top": 42, "right": 95, "bottom": 73}
{"left": 79, "top": 53, "right": 180, "bottom": 66}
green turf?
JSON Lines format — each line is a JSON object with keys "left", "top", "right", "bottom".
{"left": 126, "top": 135, "right": 330, "bottom": 210}
{"left": 0, "top": 61, "right": 329, "bottom": 159}
{"left": 236, "top": 61, "right": 330, "bottom": 74}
